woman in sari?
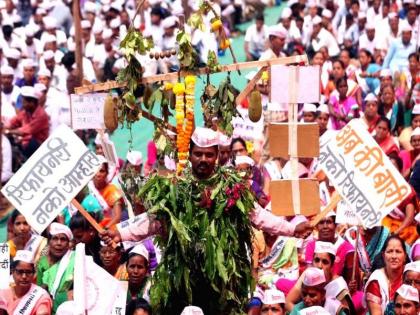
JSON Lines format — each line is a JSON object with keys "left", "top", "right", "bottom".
{"left": 365, "top": 235, "right": 409, "bottom": 315}
{"left": 399, "top": 105, "right": 420, "bottom": 151}
{"left": 0, "top": 250, "right": 52, "bottom": 315}
{"left": 7, "top": 211, "right": 47, "bottom": 263}
{"left": 90, "top": 162, "right": 123, "bottom": 229}
{"left": 99, "top": 242, "right": 128, "bottom": 281}
{"left": 379, "top": 84, "right": 405, "bottom": 135}
{"left": 374, "top": 117, "right": 399, "bottom": 155}
{"left": 126, "top": 244, "right": 151, "bottom": 304}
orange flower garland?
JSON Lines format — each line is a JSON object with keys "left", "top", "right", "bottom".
{"left": 173, "top": 75, "right": 196, "bottom": 174}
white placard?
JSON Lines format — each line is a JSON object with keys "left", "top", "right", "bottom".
{"left": 0, "top": 243, "right": 10, "bottom": 289}
{"left": 318, "top": 119, "right": 411, "bottom": 228}
{"left": 70, "top": 93, "right": 106, "bottom": 130}
{"left": 271, "top": 65, "right": 320, "bottom": 104}
{"left": 335, "top": 200, "right": 361, "bottom": 226}
{"left": 111, "top": 281, "right": 128, "bottom": 315}
{"left": 99, "top": 134, "right": 118, "bottom": 167}
{"left": 1, "top": 125, "right": 103, "bottom": 234}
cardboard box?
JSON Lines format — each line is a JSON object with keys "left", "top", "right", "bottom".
{"left": 270, "top": 179, "right": 320, "bottom": 216}
{"left": 269, "top": 123, "right": 319, "bottom": 158}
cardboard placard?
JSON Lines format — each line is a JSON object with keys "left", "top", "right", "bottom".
{"left": 70, "top": 93, "right": 106, "bottom": 130}
{"left": 1, "top": 125, "right": 103, "bottom": 233}
{"left": 0, "top": 243, "right": 10, "bottom": 289}
{"left": 271, "top": 65, "right": 320, "bottom": 104}
{"left": 269, "top": 123, "right": 319, "bottom": 158}
{"left": 270, "top": 179, "right": 320, "bottom": 216}
{"left": 318, "top": 119, "right": 411, "bottom": 228}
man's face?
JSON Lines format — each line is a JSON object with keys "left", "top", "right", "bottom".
{"left": 358, "top": 18, "right": 366, "bottom": 29}
{"left": 49, "top": 234, "right": 70, "bottom": 259}
{"left": 256, "top": 19, "right": 264, "bottom": 31}
{"left": 303, "top": 112, "right": 316, "bottom": 122}
{"left": 261, "top": 304, "right": 284, "bottom": 315}
{"left": 38, "top": 75, "right": 50, "bottom": 87}
{"left": 404, "top": 270, "right": 420, "bottom": 292}
{"left": 282, "top": 18, "right": 291, "bottom": 29}
{"left": 23, "top": 66, "right": 35, "bottom": 81}
{"left": 45, "top": 58, "right": 55, "bottom": 72}
{"left": 7, "top": 58, "right": 18, "bottom": 68}
{"left": 270, "top": 36, "right": 285, "bottom": 52}
{"left": 218, "top": 145, "right": 231, "bottom": 166}
{"left": 402, "top": 31, "right": 412, "bottom": 46}
{"left": 411, "top": 135, "right": 420, "bottom": 151}
{"left": 1, "top": 74, "right": 13, "bottom": 90}
{"left": 406, "top": 9, "right": 417, "bottom": 24}
{"left": 367, "top": 29, "right": 375, "bottom": 41}
{"left": 316, "top": 113, "right": 329, "bottom": 131}
{"left": 22, "top": 97, "right": 37, "bottom": 112}
{"left": 190, "top": 145, "right": 218, "bottom": 179}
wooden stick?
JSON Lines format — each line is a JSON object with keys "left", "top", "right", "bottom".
{"left": 140, "top": 109, "right": 177, "bottom": 133}
{"left": 71, "top": 199, "right": 103, "bottom": 233}
{"left": 235, "top": 66, "right": 266, "bottom": 106}
{"left": 75, "top": 55, "right": 309, "bottom": 94}
{"left": 73, "top": 0, "right": 84, "bottom": 84}
{"left": 310, "top": 192, "right": 342, "bottom": 227}
{"left": 351, "top": 227, "right": 360, "bottom": 281}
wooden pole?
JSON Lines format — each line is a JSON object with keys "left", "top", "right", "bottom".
{"left": 73, "top": 0, "right": 84, "bottom": 84}
{"left": 310, "top": 192, "right": 342, "bottom": 227}
{"left": 351, "top": 227, "right": 360, "bottom": 281}
{"left": 74, "top": 55, "right": 309, "bottom": 94}
{"left": 71, "top": 199, "right": 103, "bottom": 233}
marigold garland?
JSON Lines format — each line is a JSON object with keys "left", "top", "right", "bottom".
{"left": 173, "top": 75, "right": 196, "bottom": 174}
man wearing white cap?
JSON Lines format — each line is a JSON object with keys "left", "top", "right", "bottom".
{"left": 302, "top": 103, "right": 317, "bottom": 123}
{"left": 161, "top": 16, "right": 179, "bottom": 72}
{"left": 21, "top": 26, "right": 42, "bottom": 61}
{"left": 383, "top": 21, "right": 416, "bottom": 73}
{"left": 261, "top": 289, "right": 286, "bottom": 315}
{"left": 4, "top": 85, "right": 49, "bottom": 157}
{"left": 1, "top": 65, "right": 20, "bottom": 122}
{"left": 308, "top": 16, "right": 340, "bottom": 57}
{"left": 359, "top": 22, "right": 378, "bottom": 55}
{"left": 40, "top": 50, "right": 68, "bottom": 93}
{"left": 5, "top": 48, "right": 21, "bottom": 81}
{"left": 37, "top": 222, "right": 74, "bottom": 313}
{"left": 259, "top": 25, "right": 287, "bottom": 60}
{"left": 102, "top": 127, "right": 312, "bottom": 314}
{"left": 400, "top": 104, "right": 420, "bottom": 151}
{"left": 393, "top": 284, "right": 419, "bottom": 315}
{"left": 355, "top": 93, "right": 380, "bottom": 134}
{"left": 0, "top": 250, "right": 52, "bottom": 315}
{"left": 403, "top": 261, "right": 420, "bottom": 293}
{"left": 290, "top": 267, "right": 344, "bottom": 314}
{"left": 16, "top": 59, "right": 37, "bottom": 88}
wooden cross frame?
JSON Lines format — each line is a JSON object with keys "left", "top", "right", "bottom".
{"left": 74, "top": 55, "right": 308, "bottom": 132}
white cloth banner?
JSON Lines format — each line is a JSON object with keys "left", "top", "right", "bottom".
{"left": 70, "top": 93, "right": 106, "bottom": 130}
{"left": 74, "top": 243, "right": 120, "bottom": 315}
{"left": 318, "top": 119, "right": 411, "bottom": 228}
{"left": 335, "top": 200, "right": 361, "bottom": 226}
{"left": 1, "top": 125, "right": 103, "bottom": 233}
{"left": 0, "top": 243, "right": 10, "bottom": 289}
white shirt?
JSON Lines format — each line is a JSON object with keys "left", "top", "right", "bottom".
{"left": 244, "top": 24, "right": 268, "bottom": 57}
{"left": 44, "top": 87, "right": 71, "bottom": 133}
{"left": 358, "top": 33, "right": 379, "bottom": 54}
{"left": 311, "top": 28, "right": 340, "bottom": 57}
{"left": 1, "top": 135, "right": 13, "bottom": 183}
{"left": 1, "top": 86, "right": 19, "bottom": 123}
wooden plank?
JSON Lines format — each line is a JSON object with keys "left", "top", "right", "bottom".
{"left": 310, "top": 192, "right": 342, "bottom": 227}
{"left": 75, "top": 55, "right": 309, "bottom": 95}
{"left": 140, "top": 109, "right": 177, "bottom": 133}
{"left": 235, "top": 66, "right": 266, "bottom": 106}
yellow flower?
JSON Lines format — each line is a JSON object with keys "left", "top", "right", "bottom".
{"left": 185, "top": 75, "right": 196, "bottom": 85}
{"left": 245, "top": 141, "right": 254, "bottom": 154}
{"left": 164, "top": 82, "right": 174, "bottom": 90}
{"left": 173, "top": 83, "right": 185, "bottom": 95}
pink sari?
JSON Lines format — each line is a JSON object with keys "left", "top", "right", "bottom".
{"left": 0, "top": 284, "right": 52, "bottom": 315}
{"left": 329, "top": 95, "right": 358, "bottom": 130}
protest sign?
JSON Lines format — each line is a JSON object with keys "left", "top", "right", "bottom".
{"left": 98, "top": 133, "right": 119, "bottom": 167}
{"left": 1, "top": 125, "right": 103, "bottom": 234}
{"left": 111, "top": 282, "right": 128, "bottom": 315}
{"left": 0, "top": 243, "right": 9, "bottom": 289}
{"left": 318, "top": 119, "right": 411, "bottom": 228}
{"left": 70, "top": 93, "right": 106, "bottom": 130}
{"left": 271, "top": 65, "right": 320, "bottom": 104}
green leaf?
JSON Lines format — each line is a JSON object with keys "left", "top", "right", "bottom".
{"left": 216, "top": 245, "right": 228, "bottom": 283}
{"left": 210, "top": 181, "right": 224, "bottom": 200}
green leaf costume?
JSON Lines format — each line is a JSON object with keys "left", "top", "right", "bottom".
{"left": 140, "top": 167, "right": 255, "bottom": 315}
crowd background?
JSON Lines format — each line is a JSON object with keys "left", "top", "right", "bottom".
{"left": 0, "top": 0, "right": 419, "bottom": 314}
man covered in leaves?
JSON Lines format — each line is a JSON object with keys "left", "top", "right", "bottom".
{"left": 101, "top": 127, "right": 312, "bottom": 315}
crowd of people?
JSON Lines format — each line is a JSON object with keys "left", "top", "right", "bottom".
{"left": 0, "top": 0, "right": 419, "bottom": 314}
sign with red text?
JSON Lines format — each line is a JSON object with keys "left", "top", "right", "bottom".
{"left": 318, "top": 119, "right": 411, "bottom": 228}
